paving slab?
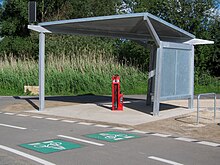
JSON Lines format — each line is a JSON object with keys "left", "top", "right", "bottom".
{"left": 27, "top": 100, "right": 195, "bottom": 126}
{"left": 1, "top": 95, "right": 219, "bottom": 126}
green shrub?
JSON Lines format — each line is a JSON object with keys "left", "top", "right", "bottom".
{"left": 194, "top": 71, "right": 220, "bottom": 94}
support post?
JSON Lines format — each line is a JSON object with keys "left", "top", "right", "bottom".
{"left": 153, "top": 46, "right": 162, "bottom": 116}
{"left": 143, "top": 15, "right": 161, "bottom": 115}
{"left": 188, "top": 45, "right": 194, "bottom": 109}
{"left": 146, "top": 44, "right": 156, "bottom": 105}
{"left": 39, "top": 32, "right": 45, "bottom": 111}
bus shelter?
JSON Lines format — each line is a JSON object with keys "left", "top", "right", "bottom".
{"left": 28, "top": 12, "right": 213, "bottom": 115}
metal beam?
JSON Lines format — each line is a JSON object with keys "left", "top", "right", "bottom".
{"left": 39, "top": 32, "right": 45, "bottom": 111}
{"left": 144, "top": 16, "right": 160, "bottom": 48}
{"left": 146, "top": 13, "right": 195, "bottom": 39}
{"left": 28, "top": 25, "right": 52, "bottom": 33}
{"left": 45, "top": 27, "right": 151, "bottom": 41}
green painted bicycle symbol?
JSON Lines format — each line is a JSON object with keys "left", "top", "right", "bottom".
{"left": 30, "top": 141, "right": 66, "bottom": 150}
{"left": 99, "top": 133, "right": 134, "bottom": 141}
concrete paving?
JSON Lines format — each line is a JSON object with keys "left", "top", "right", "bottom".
{"left": 27, "top": 98, "right": 195, "bottom": 126}
{"left": 1, "top": 95, "right": 219, "bottom": 126}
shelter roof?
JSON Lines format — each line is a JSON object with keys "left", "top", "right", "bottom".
{"left": 29, "top": 12, "right": 195, "bottom": 42}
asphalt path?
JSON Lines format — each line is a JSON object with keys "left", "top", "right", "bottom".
{"left": 0, "top": 112, "right": 220, "bottom": 165}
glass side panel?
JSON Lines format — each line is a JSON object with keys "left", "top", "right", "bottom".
{"left": 160, "top": 48, "right": 176, "bottom": 97}
{"left": 160, "top": 45, "right": 192, "bottom": 100}
{"left": 176, "top": 49, "right": 191, "bottom": 95}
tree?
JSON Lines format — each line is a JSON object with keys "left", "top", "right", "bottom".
{"left": 0, "top": 0, "right": 219, "bottom": 77}
{"left": 0, "top": 0, "right": 29, "bottom": 37}
{"left": 66, "top": 0, "right": 122, "bottom": 18}
{"left": 113, "top": 40, "right": 149, "bottom": 70}
{"left": 209, "top": 18, "right": 220, "bottom": 76}
{"left": 0, "top": 0, "right": 123, "bottom": 57}
{"left": 130, "top": 0, "right": 219, "bottom": 76}
{"left": 133, "top": 0, "right": 216, "bottom": 36}
{"left": 37, "top": 0, "right": 70, "bottom": 22}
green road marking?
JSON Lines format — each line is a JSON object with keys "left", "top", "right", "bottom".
{"left": 19, "top": 139, "right": 82, "bottom": 154}
{"left": 85, "top": 131, "right": 140, "bottom": 142}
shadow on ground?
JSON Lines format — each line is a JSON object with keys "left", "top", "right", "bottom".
{"left": 124, "top": 100, "right": 185, "bottom": 114}
{"left": 13, "top": 94, "right": 185, "bottom": 115}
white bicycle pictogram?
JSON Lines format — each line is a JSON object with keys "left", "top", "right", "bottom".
{"left": 30, "top": 141, "right": 66, "bottom": 150}
{"left": 99, "top": 133, "right": 134, "bottom": 141}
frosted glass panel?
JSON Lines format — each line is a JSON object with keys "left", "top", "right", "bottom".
{"left": 160, "top": 49, "right": 176, "bottom": 97}
{"left": 176, "top": 50, "right": 191, "bottom": 95}
{"left": 160, "top": 45, "right": 192, "bottom": 100}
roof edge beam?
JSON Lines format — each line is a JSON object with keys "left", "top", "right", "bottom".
{"left": 48, "top": 28, "right": 151, "bottom": 41}
{"left": 184, "top": 38, "right": 214, "bottom": 45}
{"left": 28, "top": 25, "right": 52, "bottom": 33}
{"left": 146, "top": 13, "right": 195, "bottom": 39}
{"left": 144, "top": 16, "right": 160, "bottom": 47}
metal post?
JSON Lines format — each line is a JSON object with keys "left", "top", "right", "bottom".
{"left": 146, "top": 45, "right": 156, "bottom": 105}
{"left": 197, "top": 93, "right": 216, "bottom": 124}
{"left": 153, "top": 45, "right": 162, "bottom": 116}
{"left": 143, "top": 15, "right": 161, "bottom": 116}
{"left": 214, "top": 94, "right": 216, "bottom": 121}
{"left": 188, "top": 46, "right": 194, "bottom": 109}
{"left": 197, "top": 96, "right": 200, "bottom": 124}
{"left": 188, "top": 97, "right": 193, "bottom": 109}
{"left": 39, "top": 32, "right": 45, "bottom": 111}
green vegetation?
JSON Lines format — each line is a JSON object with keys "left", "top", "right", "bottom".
{"left": 194, "top": 72, "right": 220, "bottom": 94}
{"left": 0, "top": 48, "right": 219, "bottom": 96}
{"left": 0, "top": 0, "right": 219, "bottom": 96}
{"left": 0, "top": 49, "right": 148, "bottom": 96}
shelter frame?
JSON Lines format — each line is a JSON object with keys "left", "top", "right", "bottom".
{"left": 28, "top": 12, "right": 213, "bottom": 115}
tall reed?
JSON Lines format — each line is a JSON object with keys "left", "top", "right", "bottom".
{"left": 0, "top": 49, "right": 148, "bottom": 96}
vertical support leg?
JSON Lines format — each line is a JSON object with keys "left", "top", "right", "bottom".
{"left": 188, "top": 97, "right": 193, "bottom": 109}
{"left": 153, "top": 46, "right": 162, "bottom": 116}
{"left": 188, "top": 46, "right": 194, "bottom": 110}
{"left": 39, "top": 32, "right": 45, "bottom": 111}
{"left": 147, "top": 45, "right": 156, "bottom": 105}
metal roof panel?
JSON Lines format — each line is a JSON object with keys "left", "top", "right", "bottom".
{"left": 34, "top": 12, "right": 195, "bottom": 42}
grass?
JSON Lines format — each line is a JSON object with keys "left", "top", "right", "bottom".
{"left": 0, "top": 49, "right": 148, "bottom": 96}
{"left": 0, "top": 48, "right": 219, "bottom": 96}
{"left": 194, "top": 74, "right": 220, "bottom": 94}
